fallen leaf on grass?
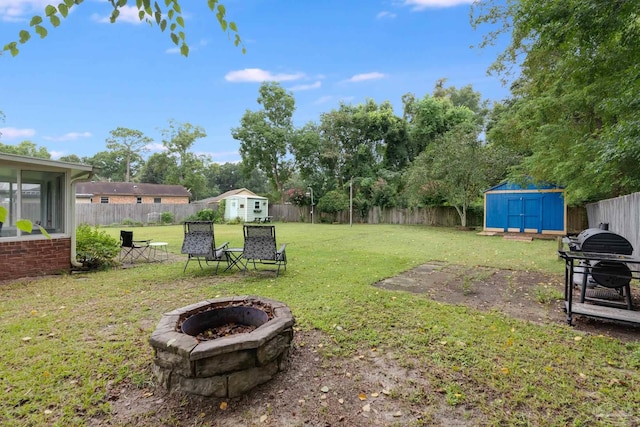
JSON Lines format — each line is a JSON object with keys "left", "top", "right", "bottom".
{"left": 393, "top": 411, "right": 402, "bottom": 417}
{"left": 22, "top": 337, "right": 32, "bottom": 342}
{"left": 371, "top": 392, "right": 379, "bottom": 398}
{"left": 338, "top": 398, "right": 344, "bottom": 404}
{"left": 220, "top": 402, "right": 228, "bottom": 410}
{"left": 321, "top": 386, "right": 329, "bottom": 393}
{"left": 44, "top": 409, "right": 53, "bottom": 415}
{"left": 362, "top": 404, "right": 371, "bottom": 412}
{"left": 260, "top": 414, "right": 268, "bottom": 423}
{"left": 358, "top": 393, "right": 367, "bottom": 401}
{"left": 381, "top": 389, "right": 390, "bottom": 395}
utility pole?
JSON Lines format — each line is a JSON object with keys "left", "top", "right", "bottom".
{"left": 349, "top": 177, "right": 353, "bottom": 227}
{"left": 307, "top": 186, "right": 314, "bottom": 224}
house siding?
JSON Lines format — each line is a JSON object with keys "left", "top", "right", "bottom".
{"left": 90, "top": 195, "right": 188, "bottom": 204}
{"left": 0, "top": 238, "right": 71, "bottom": 281}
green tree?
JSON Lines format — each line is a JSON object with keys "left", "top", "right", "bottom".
{"left": 402, "top": 93, "right": 475, "bottom": 162}
{"left": 58, "top": 154, "right": 84, "bottom": 163}
{"left": 161, "top": 120, "right": 208, "bottom": 200}
{"left": 3, "top": 0, "right": 243, "bottom": 57}
{"left": 84, "top": 150, "right": 126, "bottom": 182}
{"left": 404, "top": 122, "right": 488, "bottom": 227}
{"left": 317, "top": 189, "right": 349, "bottom": 223}
{"left": 138, "top": 152, "right": 177, "bottom": 184}
{"left": 472, "top": 0, "right": 640, "bottom": 203}
{"left": 0, "top": 141, "right": 51, "bottom": 159}
{"left": 105, "top": 127, "right": 151, "bottom": 182}
{"left": 232, "top": 82, "right": 296, "bottom": 203}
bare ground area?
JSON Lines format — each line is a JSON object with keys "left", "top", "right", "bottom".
{"left": 93, "top": 263, "right": 640, "bottom": 426}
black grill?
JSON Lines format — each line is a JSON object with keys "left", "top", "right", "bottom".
{"left": 569, "top": 228, "right": 633, "bottom": 255}
{"left": 569, "top": 228, "right": 633, "bottom": 289}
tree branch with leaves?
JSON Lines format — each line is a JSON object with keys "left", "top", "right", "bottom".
{"left": 3, "top": 0, "right": 244, "bottom": 57}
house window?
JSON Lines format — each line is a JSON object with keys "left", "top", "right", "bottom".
{"left": 240, "top": 204, "right": 244, "bottom": 209}
{"left": 100, "top": 197, "right": 109, "bottom": 204}
{"left": 136, "top": 197, "right": 142, "bottom": 204}
{"left": 154, "top": 197, "right": 161, "bottom": 204}
{"left": 254, "top": 201, "right": 261, "bottom": 209}
{"left": 0, "top": 168, "right": 65, "bottom": 237}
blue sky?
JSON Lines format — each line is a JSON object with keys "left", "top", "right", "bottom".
{"left": 0, "top": 0, "right": 510, "bottom": 163}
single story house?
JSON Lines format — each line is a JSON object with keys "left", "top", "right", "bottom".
{"left": 1, "top": 153, "right": 94, "bottom": 281}
{"left": 197, "top": 188, "right": 269, "bottom": 222}
{"left": 75, "top": 182, "right": 191, "bottom": 204}
{"left": 484, "top": 181, "right": 566, "bottom": 235}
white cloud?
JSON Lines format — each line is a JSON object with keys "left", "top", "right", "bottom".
{"left": 44, "top": 131, "right": 92, "bottom": 142}
{"left": 225, "top": 68, "right": 305, "bottom": 83}
{"left": 0, "top": 0, "right": 50, "bottom": 22}
{"left": 0, "top": 127, "right": 36, "bottom": 139}
{"left": 289, "top": 81, "right": 321, "bottom": 92}
{"left": 313, "top": 96, "right": 333, "bottom": 105}
{"left": 49, "top": 150, "right": 65, "bottom": 160}
{"left": 403, "top": 0, "right": 474, "bottom": 10}
{"left": 165, "top": 47, "right": 181, "bottom": 54}
{"left": 345, "top": 72, "right": 386, "bottom": 83}
{"left": 376, "top": 11, "right": 397, "bottom": 19}
{"left": 92, "top": 5, "right": 142, "bottom": 24}
{"left": 146, "top": 142, "right": 166, "bottom": 152}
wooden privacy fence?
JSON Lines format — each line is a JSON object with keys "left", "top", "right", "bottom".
{"left": 586, "top": 192, "right": 640, "bottom": 255}
{"left": 76, "top": 202, "right": 589, "bottom": 231}
{"left": 76, "top": 204, "right": 201, "bottom": 226}
{"left": 268, "top": 204, "right": 483, "bottom": 227}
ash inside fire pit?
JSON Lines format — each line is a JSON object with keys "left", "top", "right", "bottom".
{"left": 180, "top": 305, "right": 273, "bottom": 340}
{"left": 150, "top": 296, "right": 295, "bottom": 398}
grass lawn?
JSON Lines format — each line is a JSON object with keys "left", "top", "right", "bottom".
{"left": 1, "top": 223, "right": 638, "bottom": 425}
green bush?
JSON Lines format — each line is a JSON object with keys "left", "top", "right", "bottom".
{"left": 76, "top": 224, "right": 120, "bottom": 270}
{"left": 317, "top": 190, "right": 349, "bottom": 222}
{"left": 121, "top": 218, "right": 143, "bottom": 227}
{"left": 183, "top": 208, "right": 223, "bottom": 223}
{"left": 161, "top": 211, "right": 174, "bottom": 224}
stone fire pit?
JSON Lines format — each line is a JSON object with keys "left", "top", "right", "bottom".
{"left": 149, "top": 295, "right": 295, "bottom": 397}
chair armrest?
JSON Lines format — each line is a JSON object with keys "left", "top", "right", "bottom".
{"left": 134, "top": 239, "right": 151, "bottom": 245}
{"left": 276, "top": 243, "right": 287, "bottom": 260}
{"left": 214, "top": 242, "right": 229, "bottom": 259}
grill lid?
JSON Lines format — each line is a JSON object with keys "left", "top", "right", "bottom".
{"left": 570, "top": 228, "right": 633, "bottom": 255}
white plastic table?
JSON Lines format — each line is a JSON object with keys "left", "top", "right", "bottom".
{"left": 149, "top": 242, "right": 169, "bottom": 262}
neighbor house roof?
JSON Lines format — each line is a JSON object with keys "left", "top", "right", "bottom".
{"left": 195, "top": 188, "right": 259, "bottom": 204}
{"left": 75, "top": 182, "right": 191, "bottom": 197}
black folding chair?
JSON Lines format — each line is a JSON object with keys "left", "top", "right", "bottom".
{"left": 181, "top": 221, "right": 229, "bottom": 273}
{"left": 119, "top": 230, "right": 151, "bottom": 263}
{"left": 242, "top": 225, "right": 287, "bottom": 276}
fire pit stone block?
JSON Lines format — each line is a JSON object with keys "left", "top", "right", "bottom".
{"left": 149, "top": 295, "right": 295, "bottom": 398}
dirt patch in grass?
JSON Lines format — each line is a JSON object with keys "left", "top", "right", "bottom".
{"left": 93, "top": 263, "right": 640, "bottom": 426}
{"left": 374, "top": 262, "right": 640, "bottom": 342}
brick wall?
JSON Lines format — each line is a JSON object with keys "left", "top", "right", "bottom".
{"left": 91, "top": 195, "right": 188, "bottom": 204}
{"left": 0, "top": 238, "right": 71, "bottom": 281}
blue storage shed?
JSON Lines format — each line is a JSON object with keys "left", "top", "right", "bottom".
{"left": 484, "top": 182, "right": 566, "bottom": 235}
